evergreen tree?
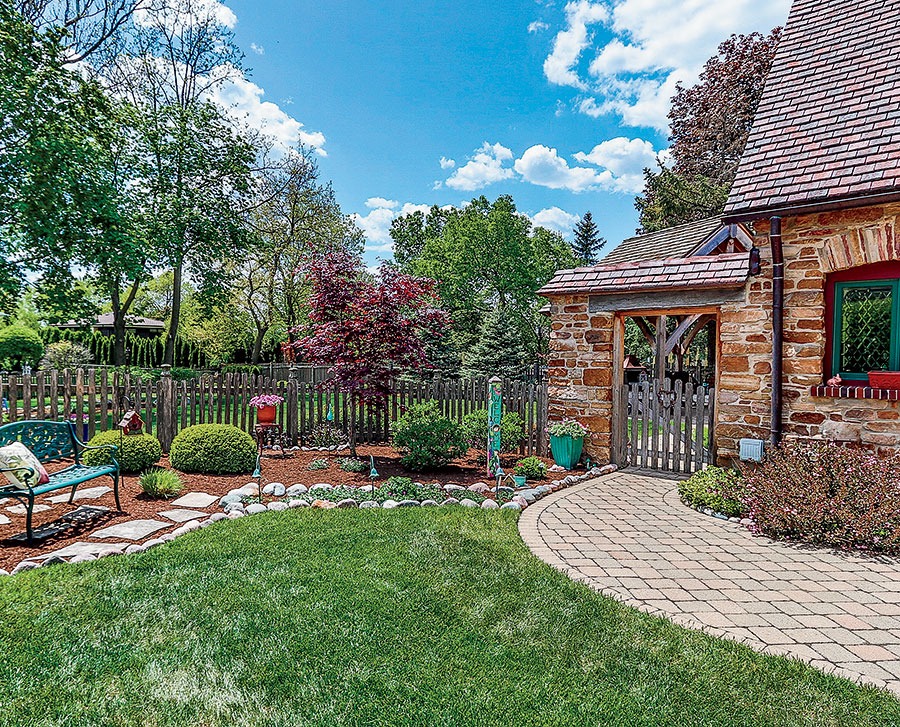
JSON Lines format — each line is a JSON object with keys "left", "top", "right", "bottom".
{"left": 572, "top": 212, "right": 606, "bottom": 265}
{"left": 463, "top": 306, "right": 528, "bottom": 379}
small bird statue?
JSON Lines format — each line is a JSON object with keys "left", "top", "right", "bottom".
{"left": 369, "top": 455, "right": 379, "bottom": 479}
{"left": 826, "top": 374, "right": 842, "bottom": 387}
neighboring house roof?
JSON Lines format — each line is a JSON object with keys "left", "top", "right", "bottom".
{"left": 538, "top": 252, "right": 750, "bottom": 297}
{"left": 56, "top": 314, "right": 165, "bottom": 330}
{"left": 600, "top": 218, "right": 742, "bottom": 265}
{"left": 725, "top": 0, "right": 900, "bottom": 219}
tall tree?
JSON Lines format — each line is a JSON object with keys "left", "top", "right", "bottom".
{"left": 288, "top": 251, "right": 449, "bottom": 454}
{"left": 571, "top": 212, "right": 606, "bottom": 265}
{"left": 390, "top": 195, "right": 578, "bottom": 373}
{"left": 635, "top": 28, "right": 781, "bottom": 233}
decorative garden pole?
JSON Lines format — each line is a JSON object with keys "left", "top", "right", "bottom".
{"left": 487, "top": 376, "right": 502, "bottom": 477}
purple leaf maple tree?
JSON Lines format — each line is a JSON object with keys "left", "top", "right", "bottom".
{"left": 285, "top": 250, "right": 449, "bottom": 454}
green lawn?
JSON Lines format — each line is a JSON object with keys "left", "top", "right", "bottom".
{"left": 1, "top": 510, "right": 898, "bottom": 726}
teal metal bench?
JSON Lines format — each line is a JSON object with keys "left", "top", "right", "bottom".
{"left": 0, "top": 420, "right": 120, "bottom": 542}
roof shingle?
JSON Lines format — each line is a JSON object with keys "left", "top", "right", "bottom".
{"left": 600, "top": 217, "right": 724, "bottom": 265}
{"left": 726, "top": 0, "right": 900, "bottom": 218}
{"left": 538, "top": 252, "right": 750, "bottom": 297}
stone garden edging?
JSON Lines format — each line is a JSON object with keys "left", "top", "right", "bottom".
{"left": 0, "top": 464, "right": 619, "bottom": 577}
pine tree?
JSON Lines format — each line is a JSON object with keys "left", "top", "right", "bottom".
{"left": 572, "top": 212, "right": 606, "bottom": 265}
{"left": 463, "top": 306, "right": 528, "bottom": 379}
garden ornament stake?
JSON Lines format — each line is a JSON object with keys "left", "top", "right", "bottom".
{"left": 487, "top": 376, "right": 502, "bottom": 477}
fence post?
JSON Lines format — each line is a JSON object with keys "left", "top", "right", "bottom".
{"left": 287, "top": 366, "right": 299, "bottom": 446}
{"left": 157, "top": 364, "right": 176, "bottom": 453}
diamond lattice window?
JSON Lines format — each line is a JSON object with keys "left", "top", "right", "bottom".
{"left": 833, "top": 279, "right": 900, "bottom": 379}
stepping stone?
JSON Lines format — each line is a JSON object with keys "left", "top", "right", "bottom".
{"left": 33, "top": 541, "right": 110, "bottom": 560}
{"left": 0, "top": 514, "right": 9, "bottom": 526}
{"left": 6, "top": 503, "right": 51, "bottom": 516}
{"left": 169, "top": 492, "right": 217, "bottom": 509}
{"left": 90, "top": 519, "right": 169, "bottom": 541}
{"left": 46, "top": 486, "right": 111, "bottom": 504}
{"left": 159, "top": 509, "right": 206, "bottom": 523}
{"left": 61, "top": 505, "right": 109, "bottom": 524}
{"left": 4, "top": 506, "right": 111, "bottom": 544}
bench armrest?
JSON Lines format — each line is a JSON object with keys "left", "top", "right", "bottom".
{"left": 81, "top": 443, "right": 118, "bottom": 453}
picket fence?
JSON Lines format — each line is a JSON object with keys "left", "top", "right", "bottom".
{"left": 1, "top": 367, "right": 548, "bottom": 456}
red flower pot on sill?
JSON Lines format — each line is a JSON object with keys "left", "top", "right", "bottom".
{"left": 867, "top": 371, "right": 900, "bottom": 390}
{"left": 256, "top": 405, "right": 277, "bottom": 424}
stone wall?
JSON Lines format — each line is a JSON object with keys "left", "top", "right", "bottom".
{"left": 546, "top": 202, "right": 900, "bottom": 467}
{"left": 717, "top": 202, "right": 900, "bottom": 461}
{"left": 546, "top": 296, "right": 615, "bottom": 464}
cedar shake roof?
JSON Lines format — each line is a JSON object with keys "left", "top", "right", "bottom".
{"left": 538, "top": 252, "right": 750, "bottom": 297}
{"left": 725, "top": 0, "right": 900, "bottom": 219}
{"left": 600, "top": 217, "right": 724, "bottom": 265}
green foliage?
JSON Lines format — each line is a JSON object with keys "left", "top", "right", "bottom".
{"left": 460, "top": 408, "right": 524, "bottom": 452}
{"left": 82, "top": 431, "right": 162, "bottom": 474}
{"left": 307, "top": 459, "right": 329, "bottom": 471}
{"left": 572, "top": 212, "right": 606, "bottom": 265}
{"left": 635, "top": 167, "right": 730, "bottom": 233}
{"left": 39, "top": 340, "right": 93, "bottom": 370}
{"left": 678, "top": 467, "right": 746, "bottom": 518}
{"left": 337, "top": 457, "right": 368, "bottom": 473}
{"left": 514, "top": 456, "right": 547, "bottom": 480}
{"left": 169, "top": 424, "right": 257, "bottom": 474}
{"left": 390, "top": 195, "right": 579, "bottom": 374}
{"left": 463, "top": 306, "right": 529, "bottom": 379}
{"left": 0, "top": 325, "right": 44, "bottom": 368}
{"left": 392, "top": 400, "right": 466, "bottom": 470}
{"left": 139, "top": 467, "right": 184, "bottom": 499}
{"left": 309, "top": 423, "right": 346, "bottom": 448}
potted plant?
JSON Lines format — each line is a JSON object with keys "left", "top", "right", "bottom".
{"left": 547, "top": 419, "right": 588, "bottom": 469}
{"left": 867, "top": 370, "right": 900, "bottom": 389}
{"left": 249, "top": 393, "right": 284, "bottom": 424}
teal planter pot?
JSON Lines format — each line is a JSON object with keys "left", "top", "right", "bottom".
{"left": 550, "top": 434, "right": 584, "bottom": 469}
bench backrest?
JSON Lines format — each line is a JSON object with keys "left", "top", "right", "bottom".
{"left": 0, "top": 420, "right": 79, "bottom": 464}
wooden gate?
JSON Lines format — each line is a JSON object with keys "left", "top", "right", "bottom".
{"left": 617, "top": 379, "right": 715, "bottom": 474}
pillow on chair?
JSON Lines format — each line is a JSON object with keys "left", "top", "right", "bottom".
{"left": 0, "top": 442, "right": 51, "bottom": 488}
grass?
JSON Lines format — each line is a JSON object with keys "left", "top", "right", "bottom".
{"left": 1, "top": 510, "right": 898, "bottom": 726}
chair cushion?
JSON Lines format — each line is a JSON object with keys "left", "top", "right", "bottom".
{"left": 0, "top": 442, "right": 51, "bottom": 488}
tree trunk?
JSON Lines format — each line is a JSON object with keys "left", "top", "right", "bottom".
{"left": 349, "top": 397, "right": 357, "bottom": 457}
{"left": 251, "top": 325, "right": 267, "bottom": 364}
{"left": 164, "top": 262, "right": 183, "bottom": 366}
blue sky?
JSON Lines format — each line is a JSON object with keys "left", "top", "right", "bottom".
{"left": 221, "top": 0, "right": 791, "bottom": 264}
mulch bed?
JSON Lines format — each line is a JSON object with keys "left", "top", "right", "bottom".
{"left": 0, "top": 446, "right": 558, "bottom": 571}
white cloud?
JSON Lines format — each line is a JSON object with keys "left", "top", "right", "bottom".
{"left": 543, "top": 1, "right": 608, "bottom": 91}
{"left": 528, "top": 20, "right": 550, "bottom": 33}
{"left": 573, "top": 136, "right": 661, "bottom": 193}
{"left": 445, "top": 142, "right": 515, "bottom": 191}
{"left": 532, "top": 207, "right": 581, "bottom": 236}
{"left": 206, "top": 65, "right": 327, "bottom": 155}
{"left": 514, "top": 144, "right": 607, "bottom": 192}
{"left": 134, "top": 0, "right": 237, "bottom": 31}
{"left": 352, "top": 199, "right": 431, "bottom": 253}
{"left": 439, "top": 156, "right": 456, "bottom": 169}
{"left": 541, "top": 0, "right": 791, "bottom": 131}
{"left": 249, "top": 42, "right": 264, "bottom": 55}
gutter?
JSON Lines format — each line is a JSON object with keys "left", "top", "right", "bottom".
{"left": 770, "top": 216, "right": 784, "bottom": 447}
{"left": 723, "top": 189, "right": 900, "bottom": 224}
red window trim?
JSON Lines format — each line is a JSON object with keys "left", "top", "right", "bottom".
{"left": 824, "top": 260, "right": 900, "bottom": 379}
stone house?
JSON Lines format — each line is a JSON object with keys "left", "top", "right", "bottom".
{"left": 539, "top": 0, "right": 900, "bottom": 470}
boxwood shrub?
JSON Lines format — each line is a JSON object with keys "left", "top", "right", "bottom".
{"left": 170, "top": 424, "right": 257, "bottom": 474}
{"left": 392, "top": 400, "right": 466, "bottom": 470}
{"left": 678, "top": 467, "right": 746, "bottom": 518}
{"left": 82, "top": 430, "right": 162, "bottom": 474}
{"left": 460, "top": 408, "right": 525, "bottom": 452}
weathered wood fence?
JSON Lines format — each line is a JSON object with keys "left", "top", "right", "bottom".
{"left": 1, "top": 367, "right": 548, "bottom": 456}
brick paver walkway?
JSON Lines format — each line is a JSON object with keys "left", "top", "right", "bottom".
{"left": 519, "top": 470, "right": 900, "bottom": 695}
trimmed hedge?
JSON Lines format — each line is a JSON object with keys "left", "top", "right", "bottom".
{"left": 392, "top": 400, "right": 466, "bottom": 471}
{"left": 170, "top": 424, "right": 257, "bottom": 474}
{"left": 82, "top": 431, "right": 162, "bottom": 474}
{"left": 0, "top": 325, "right": 43, "bottom": 368}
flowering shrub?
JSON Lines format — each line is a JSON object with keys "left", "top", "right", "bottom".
{"left": 547, "top": 419, "right": 588, "bottom": 438}
{"left": 248, "top": 394, "right": 284, "bottom": 408}
{"left": 743, "top": 440, "right": 900, "bottom": 554}
{"left": 309, "top": 423, "right": 346, "bottom": 448}
{"left": 678, "top": 467, "right": 746, "bottom": 518}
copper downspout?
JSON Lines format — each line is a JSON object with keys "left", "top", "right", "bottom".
{"left": 770, "top": 216, "right": 784, "bottom": 446}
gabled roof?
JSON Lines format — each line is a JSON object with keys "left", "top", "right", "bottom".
{"left": 538, "top": 252, "right": 750, "bottom": 297}
{"left": 57, "top": 314, "right": 165, "bottom": 330}
{"left": 600, "top": 218, "right": 742, "bottom": 265}
{"left": 725, "top": 0, "right": 900, "bottom": 219}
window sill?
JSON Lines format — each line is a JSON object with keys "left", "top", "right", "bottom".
{"left": 810, "top": 385, "right": 900, "bottom": 401}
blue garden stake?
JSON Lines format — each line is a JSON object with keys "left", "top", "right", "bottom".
{"left": 252, "top": 453, "right": 261, "bottom": 479}
{"left": 326, "top": 398, "right": 334, "bottom": 422}
{"left": 369, "top": 455, "right": 379, "bottom": 479}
